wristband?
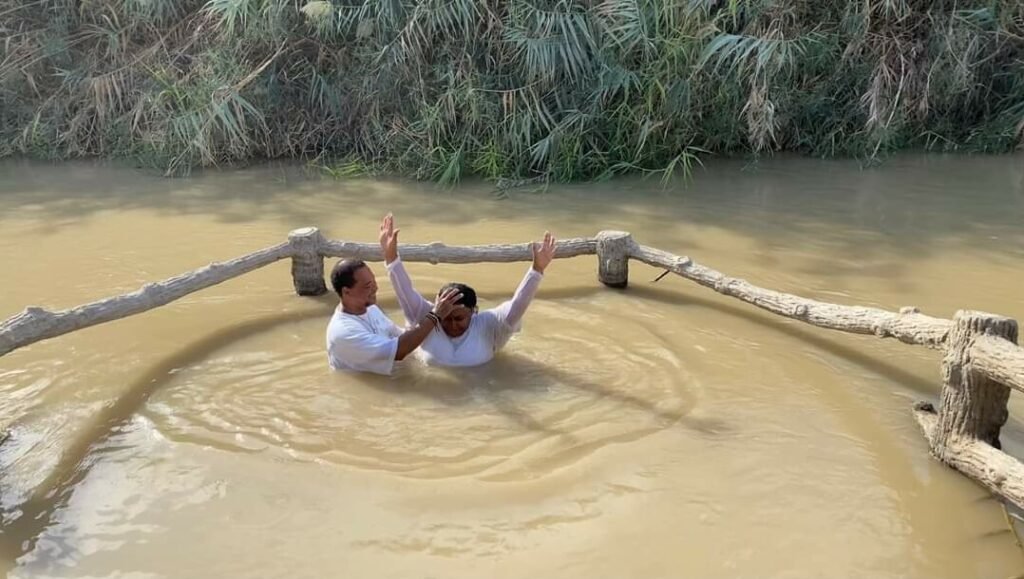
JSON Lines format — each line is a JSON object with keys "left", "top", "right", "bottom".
{"left": 425, "top": 311, "right": 441, "bottom": 327}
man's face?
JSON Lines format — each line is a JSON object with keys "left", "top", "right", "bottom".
{"left": 441, "top": 305, "right": 474, "bottom": 338}
{"left": 343, "top": 266, "right": 378, "bottom": 308}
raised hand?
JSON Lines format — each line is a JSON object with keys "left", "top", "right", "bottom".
{"left": 531, "top": 231, "right": 556, "bottom": 274}
{"left": 379, "top": 213, "right": 400, "bottom": 264}
{"left": 431, "top": 287, "right": 464, "bottom": 319}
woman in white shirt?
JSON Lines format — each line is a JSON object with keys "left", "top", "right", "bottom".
{"left": 379, "top": 214, "right": 556, "bottom": 367}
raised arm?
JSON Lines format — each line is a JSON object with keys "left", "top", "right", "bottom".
{"left": 380, "top": 213, "right": 432, "bottom": 323}
{"left": 500, "top": 232, "right": 555, "bottom": 328}
{"left": 501, "top": 268, "right": 543, "bottom": 328}
{"left": 388, "top": 260, "right": 433, "bottom": 323}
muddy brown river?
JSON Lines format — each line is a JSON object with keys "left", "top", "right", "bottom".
{"left": 1, "top": 154, "right": 1024, "bottom": 577}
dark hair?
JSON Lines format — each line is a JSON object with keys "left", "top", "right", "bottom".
{"left": 331, "top": 259, "right": 367, "bottom": 295}
{"left": 440, "top": 282, "right": 477, "bottom": 310}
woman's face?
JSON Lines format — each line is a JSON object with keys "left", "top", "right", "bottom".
{"left": 441, "top": 305, "right": 475, "bottom": 337}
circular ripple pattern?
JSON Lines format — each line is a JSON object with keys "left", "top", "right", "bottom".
{"left": 143, "top": 300, "right": 696, "bottom": 481}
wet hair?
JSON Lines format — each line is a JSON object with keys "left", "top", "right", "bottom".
{"left": 331, "top": 259, "right": 367, "bottom": 295}
{"left": 440, "top": 282, "right": 477, "bottom": 310}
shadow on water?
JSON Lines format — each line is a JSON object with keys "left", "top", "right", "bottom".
{"left": 0, "top": 296, "right": 338, "bottom": 572}
{"left": 627, "top": 281, "right": 1024, "bottom": 565}
{"left": 1, "top": 155, "right": 1023, "bottom": 261}
{"left": 357, "top": 352, "right": 716, "bottom": 440}
{"left": 0, "top": 160, "right": 487, "bottom": 231}
{"left": 0, "top": 278, "right": 1018, "bottom": 572}
{"left": 620, "top": 283, "right": 941, "bottom": 397}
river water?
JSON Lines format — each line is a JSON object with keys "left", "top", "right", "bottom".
{"left": 1, "top": 154, "right": 1023, "bottom": 578}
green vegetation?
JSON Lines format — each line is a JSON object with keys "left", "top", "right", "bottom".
{"left": 2, "top": 0, "right": 1022, "bottom": 182}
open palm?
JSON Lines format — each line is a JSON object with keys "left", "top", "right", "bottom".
{"left": 531, "top": 232, "right": 556, "bottom": 273}
{"left": 379, "top": 213, "right": 400, "bottom": 264}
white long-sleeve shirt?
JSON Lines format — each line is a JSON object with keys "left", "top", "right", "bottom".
{"left": 386, "top": 258, "right": 543, "bottom": 367}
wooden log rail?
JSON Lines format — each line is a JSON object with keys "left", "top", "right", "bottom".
{"left": 0, "top": 230, "right": 602, "bottom": 356}
{"left": 320, "top": 238, "right": 599, "bottom": 263}
{"left": 628, "top": 242, "right": 951, "bottom": 349}
{"left": 0, "top": 242, "right": 294, "bottom": 357}
{"left": 972, "top": 334, "right": 1024, "bottom": 395}
{"left": 2, "top": 226, "right": 1024, "bottom": 513}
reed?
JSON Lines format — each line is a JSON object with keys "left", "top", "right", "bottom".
{"left": 1, "top": 0, "right": 1021, "bottom": 181}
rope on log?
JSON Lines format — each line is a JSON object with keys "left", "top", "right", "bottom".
{"left": 320, "top": 237, "right": 599, "bottom": 264}
{"left": 0, "top": 242, "right": 294, "bottom": 357}
{"left": 628, "top": 242, "right": 952, "bottom": 349}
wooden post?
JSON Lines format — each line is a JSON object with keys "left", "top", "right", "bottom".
{"left": 288, "top": 227, "right": 327, "bottom": 296}
{"left": 596, "top": 231, "right": 632, "bottom": 288}
{"left": 934, "top": 310, "right": 1018, "bottom": 454}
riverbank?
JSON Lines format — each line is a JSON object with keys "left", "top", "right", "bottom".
{"left": 2, "top": 1, "right": 1022, "bottom": 181}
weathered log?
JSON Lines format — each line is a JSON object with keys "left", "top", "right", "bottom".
{"left": 971, "top": 334, "right": 1024, "bottom": 395}
{"left": 628, "top": 243, "right": 952, "bottom": 349}
{"left": 915, "top": 403, "right": 1024, "bottom": 511}
{"left": 0, "top": 242, "right": 294, "bottom": 357}
{"left": 596, "top": 231, "right": 632, "bottom": 288}
{"left": 320, "top": 237, "right": 598, "bottom": 264}
{"left": 935, "top": 311, "right": 1017, "bottom": 452}
{"left": 288, "top": 227, "right": 327, "bottom": 296}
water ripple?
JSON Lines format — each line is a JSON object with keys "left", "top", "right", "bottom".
{"left": 143, "top": 302, "right": 696, "bottom": 482}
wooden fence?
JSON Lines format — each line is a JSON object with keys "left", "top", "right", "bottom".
{"left": 1, "top": 227, "right": 1022, "bottom": 509}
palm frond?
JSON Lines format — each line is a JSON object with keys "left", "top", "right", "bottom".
{"left": 595, "top": 0, "right": 655, "bottom": 55}
{"left": 203, "top": 0, "right": 266, "bottom": 35}
{"left": 3, "top": 0, "right": 1024, "bottom": 178}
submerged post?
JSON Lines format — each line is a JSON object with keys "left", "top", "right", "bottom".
{"left": 596, "top": 230, "right": 632, "bottom": 288}
{"left": 288, "top": 227, "right": 327, "bottom": 296}
{"left": 933, "top": 310, "right": 1018, "bottom": 454}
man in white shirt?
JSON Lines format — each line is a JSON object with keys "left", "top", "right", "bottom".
{"left": 326, "top": 258, "right": 462, "bottom": 375}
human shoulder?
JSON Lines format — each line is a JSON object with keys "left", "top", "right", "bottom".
{"left": 473, "top": 308, "right": 504, "bottom": 331}
{"left": 326, "top": 310, "right": 355, "bottom": 336}
{"left": 327, "top": 308, "right": 374, "bottom": 336}
{"left": 476, "top": 307, "right": 500, "bottom": 321}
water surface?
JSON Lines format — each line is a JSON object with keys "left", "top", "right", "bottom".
{"left": 1, "top": 154, "right": 1024, "bottom": 577}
